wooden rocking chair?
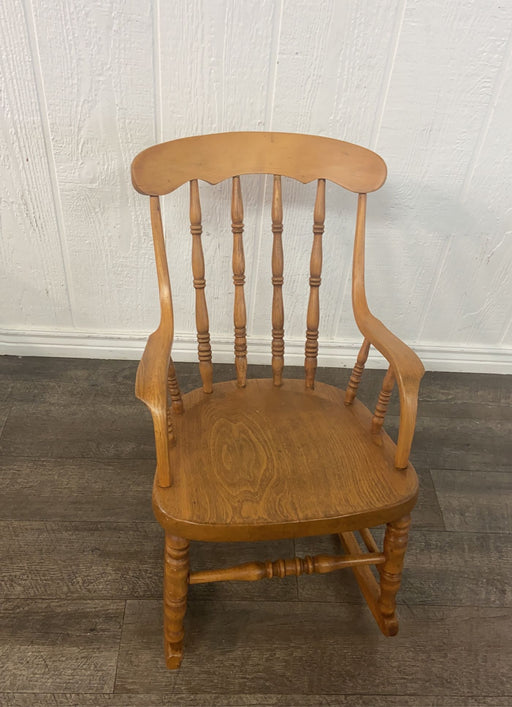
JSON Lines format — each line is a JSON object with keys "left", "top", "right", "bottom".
{"left": 131, "top": 132, "right": 424, "bottom": 669}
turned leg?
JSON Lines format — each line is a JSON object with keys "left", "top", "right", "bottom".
{"left": 163, "top": 534, "right": 190, "bottom": 669}
{"left": 378, "top": 515, "right": 411, "bottom": 636}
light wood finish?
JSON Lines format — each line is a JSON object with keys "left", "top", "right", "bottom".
{"left": 359, "top": 526, "right": 380, "bottom": 554}
{"left": 153, "top": 379, "right": 418, "bottom": 542}
{"left": 340, "top": 517, "right": 410, "bottom": 637}
{"left": 377, "top": 515, "right": 411, "bottom": 626}
{"left": 232, "top": 176, "right": 247, "bottom": 387}
{"left": 132, "top": 132, "right": 423, "bottom": 668}
{"left": 132, "top": 132, "right": 387, "bottom": 196}
{"left": 352, "top": 193, "right": 424, "bottom": 468}
{"left": 167, "top": 358, "right": 183, "bottom": 414}
{"left": 271, "top": 175, "right": 284, "bottom": 386}
{"left": 135, "top": 195, "right": 173, "bottom": 488}
{"left": 189, "top": 551, "right": 385, "bottom": 584}
{"left": 345, "top": 338, "right": 371, "bottom": 405}
{"left": 163, "top": 534, "right": 189, "bottom": 669}
{"left": 339, "top": 529, "right": 397, "bottom": 636}
{"left": 372, "top": 366, "right": 396, "bottom": 436}
{"left": 190, "top": 179, "right": 213, "bottom": 394}
{"left": 166, "top": 407, "right": 175, "bottom": 447}
{"left": 304, "top": 179, "right": 325, "bottom": 389}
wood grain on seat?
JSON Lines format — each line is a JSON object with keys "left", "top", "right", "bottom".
{"left": 153, "top": 379, "right": 418, "bottom": 542}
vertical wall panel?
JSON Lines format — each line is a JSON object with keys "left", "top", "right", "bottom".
{"left": 422, "top": 22, "right": 512, "bottom": 347}
{"left": 0, "top": 0, "right": 72, "bottom": 328}
{"left": 251, "top": 0, "right": 403, "bottom": 347}
{"left": 158, "top": 1, "right": 277, "bottom": 343}
{"left": 370, "top": 0, "right": 512, "bottom": 347}
{"left": 31, "top": 0, "right": 157, "bottom": 331}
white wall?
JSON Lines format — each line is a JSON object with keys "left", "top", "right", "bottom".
{"left": 1, "top": 0, "right": 511, "bottom": 372}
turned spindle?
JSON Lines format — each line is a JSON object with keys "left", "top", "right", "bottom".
{"left": 189, "top": 550, "right": 385, "bottom": 584}
{"left": 378, "top": 516, "right": 411, "bottom": 633}
{"left": 345, "top": 338, "right": 371, "bottom": 405}
{"left": 372, "top": 366, "right": 395, "bottom": 435}
{"left": 166, "top": 407, "right": 176, "bottom": 446}
{"left": 190, "top": 179, "right": 213, "bottom": 393}
{"left": 163, "top": 534, "right": 190, "bottom": 669}
{"left": 305, "top": 179, "right": 325, "bottom": 389}
{"left": 167, "top": 358, "right": 183, "bottom": 414}
{"left": 271, "top": 175, "right": 284, "bottom": 386}
{"left": 232, "top": 176, "right": 247, "bottom": 387}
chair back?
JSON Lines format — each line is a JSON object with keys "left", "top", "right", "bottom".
{"left": 131, "top": 132, "right": 387, "bottom": 390}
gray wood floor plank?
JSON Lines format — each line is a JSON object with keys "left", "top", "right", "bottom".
{"left": 431, "top": 468, "right": 512, "bottom": 532}
{"left": 115, "top": 599, "right": 512, "bottom": 697}
{"left": 2, "top": 355, "right": 510, "bottom": 416}
{"left": 1, "top": 521, "right": 509, "bottom": 608}
{"left": 0, "top": 521, "right": 297, "bottom": 602}
{"left": 2, "top": 695, "right": 511, "bottom": 706}
{"left": 388, "top": 415, "right": 512, "bottom": 471}
{"left": 0, "top": 520, "right": 163, "bottom": 598}
{"left": 417, "top": 370, "right": 512, "bottom": 407}
{"left": 416, "top": 399, "right": 512, "bottom": 420}
{"left": 315, "top": 367, "right": 512, "bottom": 419}
{"left": 0, "top": 377, "right": 13, "bottom": 403}
{"left": 0, "top": 401, "right": 11, "bottom": 438}
{"left": 0, "top": 356, "right": 138, "bottom": 399}
{"left": 114, "top": 599, "right": 179, "bottom": 694}
{"left": 0, "top": 599, "right": 124, "bottom": 693}
{"left": 415, "top": 371, "right": 512, "bottom": 420}
{"left": 0, "top": 399, "right": 155, "bottom": 458}
{"left": 408, "top": 467, "right": 445, "bottom": 530}
{"left": 296, "top": 528, "right": 512, "bottom": 607}
{"left": 3, "top": 517, "right": 492, "bottom": 610}
{"left": 395, "top": 527, "right": 512, "bottom": 608}
{"left": 0, "top": 458, "right": 154, "bottom": 521}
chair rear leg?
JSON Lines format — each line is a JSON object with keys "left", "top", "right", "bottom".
{"left": 377, "top": 515, "right": 411, "bottom": 636}
{"left": 164, "top": 534, "right": 190, "bottom": 669}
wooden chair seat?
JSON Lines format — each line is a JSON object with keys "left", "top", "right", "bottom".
{"left": 153, "top": 379, "right": 418, "bottom": 542}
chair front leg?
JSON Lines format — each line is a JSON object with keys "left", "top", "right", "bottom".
{"left": 163, "top": 534, "right": 190, "bottom": 669}
{"left": 378, "top": 514, "right": 411, "bottom": 636}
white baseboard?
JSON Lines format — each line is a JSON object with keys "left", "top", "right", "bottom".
{"left": 0, "top": 328, "right": 511, "bottom": 373}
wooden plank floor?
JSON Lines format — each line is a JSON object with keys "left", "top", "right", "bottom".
{"left": 0, "top": 356, "right": 511, "bottom": 705}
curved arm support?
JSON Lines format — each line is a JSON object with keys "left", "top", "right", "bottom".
{"left": 135, "top": 196, "right": 174, "bottom": 487}
{"left": 136, "top": 328, "right": 172, "bottom": 487}
{"left": 352, "top": 194, "right": 424, "bottom": 469}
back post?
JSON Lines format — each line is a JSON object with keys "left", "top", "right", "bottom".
{"left": 305, "top": 179, "right": 325, "bottom": 389}
{"left": 190, "top": 180, "right": 213, "bottom": 393}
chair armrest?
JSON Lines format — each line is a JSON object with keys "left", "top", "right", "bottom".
{"left": 357, "top": 310, "right": 424, "bottom": 469}
{"left": 136, "top": 327, "right": 172, "bottom": 408}
{"left": 352, "top": 194, "right": 424, "bottom": 469}
{"left": 136, "top": 325, "right": 173, "bottom": 486}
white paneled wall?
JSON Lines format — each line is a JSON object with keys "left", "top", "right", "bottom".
{"left": 1, "top": 0, "right": 511, "bottom": 372}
